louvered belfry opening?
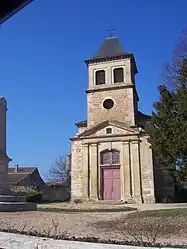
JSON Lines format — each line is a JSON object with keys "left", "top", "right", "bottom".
{"left": 95, "top": 70, "right": 105, "bottom": 85}
{"left": 114, "top": 68, "right": 124, "bottom": 83}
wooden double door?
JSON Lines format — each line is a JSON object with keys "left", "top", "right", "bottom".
{"left": 101, "top": 166, "right": 121, "bottom": 201}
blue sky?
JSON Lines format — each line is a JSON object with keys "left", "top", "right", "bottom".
{"left": 0, "top": 0, "right": 186, "bottom": 178}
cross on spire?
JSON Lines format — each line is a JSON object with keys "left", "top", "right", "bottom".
{"left": 105, "top": 25, "right": 116, "bottom": 38}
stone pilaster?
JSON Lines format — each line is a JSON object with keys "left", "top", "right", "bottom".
{"left": 89, "top": 143, "right": 98, "bottom": 200}
{"left": 70, "top": 141, "right": 83, "bottom": 200}
{"left": 97, "top": 143, "right": 101, "bottom": 200}
{"left": 120, "top": 142, "right": 125, "bottom": 201}
{"left": 140, "top": 137, "right": 155, "bottom": 204}
{"left": 82, "top": 143, "right": 89, "bottom": 200}
{"left": 130, "top": 140, "right": 142, "bottom": 203}
{"left": 122, "top": 141, "right": 131, "bottom": 201}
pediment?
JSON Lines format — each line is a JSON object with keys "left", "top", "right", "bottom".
{"left": 78, "top": 120, "right": 139, "bottom": 138}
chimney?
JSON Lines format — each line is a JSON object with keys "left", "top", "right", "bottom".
{"left": 15, "top": 164, "right": 19, "bottom": 172}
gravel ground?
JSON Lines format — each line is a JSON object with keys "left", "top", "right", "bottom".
{"left": 0, "top": 211, "right": 186, "bottom": 246}
{"left": 37, "top": 202, "right": 135, "bottom": 210}
{"left": 37, "top": 202, "right": 187, "bottom": 210}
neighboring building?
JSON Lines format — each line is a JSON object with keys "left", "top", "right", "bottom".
{"left": 0, "top": 0, "right": 34, "bottom": 24}
{"left": 8, "top": 165, "right": 46, "bottom": 189}
{"left": 70, "top": 36, "right": 155, "bottom": 204}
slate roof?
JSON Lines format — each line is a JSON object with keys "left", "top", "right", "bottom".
{"left": 137, "top": 111, "right": 151, "bottom": 120}
{"left": 85, "top": 36, "right": 138, "bottom": 73}
{"left": 75, "top": 111, "right": 151, "bottom": 130}
{"left": 8, "top": 166, "right": 36, "bottom": 184}
{"left": 8, "top": 173, "right": 28, "bottom": 184}
{"left": 8, "top": 166, "right": 36, "bottom": 173}
{"left": 135, "top": 111, "right": 151, "bottom": 129}
{"left": 75, "top": 120, "right": 87, "bottom": 127}
{"left": 91, "top": 36, "right": 127, "bottom": 60}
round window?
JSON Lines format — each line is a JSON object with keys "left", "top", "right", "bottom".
{"left": 103, "top": 99, "right": 114, "bottom": 109}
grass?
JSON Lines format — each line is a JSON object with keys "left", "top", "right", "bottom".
{"left": 38, "top": 206, "right": 136, "bottom": 213}
{"left": 127, "top": 208, "right": 187, "bottom": 218}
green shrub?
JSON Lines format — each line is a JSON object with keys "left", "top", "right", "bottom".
{"left": 26, "top": 193, "right": 42, "bottom": 202}
{"left": 11, "top": 186, "right": 42, "bottom": 203}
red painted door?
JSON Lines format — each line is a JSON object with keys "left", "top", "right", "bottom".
{"left": 102, "top": 167, "right": 121, "bottom": 200}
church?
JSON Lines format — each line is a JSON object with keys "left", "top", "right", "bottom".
{"left": 70, "top": 36, "right": 155, "bottom": 204}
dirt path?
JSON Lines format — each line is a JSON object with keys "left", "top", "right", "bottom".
{"left": 38, "top": 202, "right": 187, "bottom": 211}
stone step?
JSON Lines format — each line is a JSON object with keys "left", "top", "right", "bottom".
{"left": 89, "top": 200, "right": 128, "bottom": 205}
{"left": 0, "top": 195, "right": 25, "bottom": 202}
{"left": 0, "top": 202, "right": 37, "bottom": 212}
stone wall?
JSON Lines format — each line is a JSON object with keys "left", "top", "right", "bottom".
{"left": 86, "top": 57, "right": 137, "bottom": 129}
{"left": 42, "top": 184, "right": 70, "bottom": 202}
{"left": 77, "top": 126, "right": 87, "bottom": 134}
{"left": 87, "top": 87, "right": 135, "bottom": 128}
{"left": 71, "top": 134, "right": 155, "bottom": 204}
{"left": 87, "top": 58, "right": 132, "bottom": 88}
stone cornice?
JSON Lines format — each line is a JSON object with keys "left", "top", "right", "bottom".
{"left": 82, "top": 133, "right": 139, "bottom": 140}
{"left": 86, "top": 84, "right": 134, "bottom": 93}
{"left": 87, "top": 138, "right": 141, "bottom": 145}
{"left": 71, "top": 134, "right": 141, "bottom": 143}
{"left": 85, "top": 54, "right": 132, "bottom": 65}
{"left": 84, "top": 53, "right": 138, "bottom": 74}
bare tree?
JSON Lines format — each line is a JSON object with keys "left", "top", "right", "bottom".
{"left": 162, "top": 28, "right": 187, "bottom": 89}
{"left": 48, "top": 155, "right": 71, "bottom": 184}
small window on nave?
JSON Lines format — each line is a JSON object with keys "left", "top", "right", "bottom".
{"left": 95, "top": 70, "right": 105, "bottom": 85}
{"left": 114, "top": 68, "right": 124, "bottom": 83}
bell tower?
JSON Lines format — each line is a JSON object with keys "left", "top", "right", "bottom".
{"left": 85, "top": 36, "right": 139, "bottom": 128}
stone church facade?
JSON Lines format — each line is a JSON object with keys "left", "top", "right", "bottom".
{"left": 70, "top": 37, "right": 155, "bottom": 203}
